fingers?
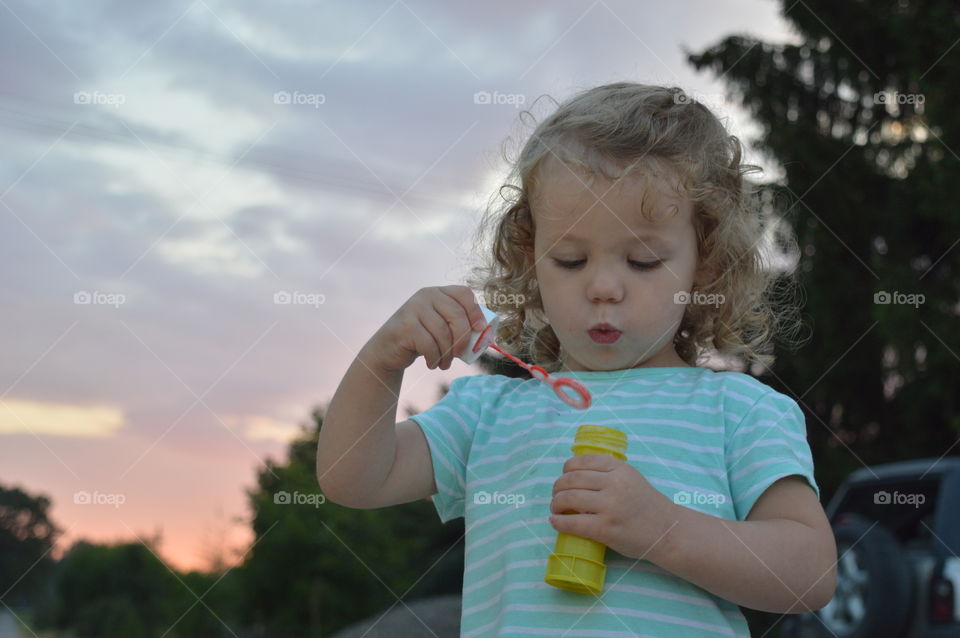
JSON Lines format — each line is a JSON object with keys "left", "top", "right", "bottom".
{"left": 411, "top": 285, "right": 489, "bottom": 371}
{"left": 416, "top": 313, "right": 448, "bottom": 370}
{"left": 432, "top": 293, "right": 479, "bottom": 369}
{"left": 550, "top": 489, "right": 600, "bottom": 515}
{"left": 552, "top": 471, "right": 604, "bottom": 496}
{"left": 439, "top": 285, "right": 487, "bottom": 332}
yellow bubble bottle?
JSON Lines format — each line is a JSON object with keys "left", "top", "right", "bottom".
{"left": 544, "top": 424, "right": 628, "bottom": 595}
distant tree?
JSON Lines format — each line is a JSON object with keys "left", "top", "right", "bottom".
{"left": 238, "top": 406, "right": 464, "bottom": 637}
{"left": 687, "top": 0, "right": 960, "bottom": 634}
{"left": 0, "top": 483, "right": 60, "bottom": 606}
{"left": 174, "top": 568, "right": 246, "bottom": 638}
{"left": 34, "top": 539, "right": 236, "bottom": 638}
{"left": 235, "top": 346, "right": 527, "bottom": 635}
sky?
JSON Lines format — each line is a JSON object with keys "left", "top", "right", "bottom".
{"left": 0, "top": 0, "right": 798, "bottom": 572}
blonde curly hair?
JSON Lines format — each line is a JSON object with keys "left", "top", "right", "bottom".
{"left": 465, "top": 82, "right": 804, "bottom": 373}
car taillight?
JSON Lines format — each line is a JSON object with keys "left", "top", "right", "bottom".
{"left": 929, "top": 576, "right": 955, "bottom": 624}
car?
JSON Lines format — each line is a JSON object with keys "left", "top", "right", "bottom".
{"left": 780, "top": 456, "right": 960, "bottom": 638}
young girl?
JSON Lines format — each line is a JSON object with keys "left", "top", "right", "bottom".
{"left": 317, "top": 82, "right": 837, "bottom": 637}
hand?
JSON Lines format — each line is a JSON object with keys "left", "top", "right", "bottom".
{"left": 365, "top": 285, "right": 487, "bottom": 372}
{"left": 549, "top": 454, "right": 681, "bottom": 564}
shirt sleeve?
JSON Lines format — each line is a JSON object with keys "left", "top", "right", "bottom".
{"left": 409, "top": 375, "right": 484, "bottom": 523}
{"left": 725, "top": 390, "right": 821, "bottom": 521}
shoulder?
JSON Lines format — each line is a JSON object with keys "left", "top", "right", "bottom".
{"left": 448, "top": 372, "right": 527, "bottom": 390}
{"left": 702, "top": 369, "right": 774, "bottom": 399}
{"left": 446, "top": 373, "right": 531, "bottom": 403}
{"left": 704, "top": 370, "right": 802, "bottom": 429}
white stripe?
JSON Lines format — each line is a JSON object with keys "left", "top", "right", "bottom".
{"left": 732, "top": 455, "right": 810, "bottom": 482}
{"left": 465, "top": 490, "right": 717, "bottom": 555}
{"left": 469, "top": 447, "right": 724, "bottom": 490}
{"left": 739, "top": 467, "right": 812, "bottom": 500}
{"left": 736, "top": 420, "right": 806, "bottom": 440}
{"left": 463, "top": 603, "right": 739, "bottom": 638}
{"left": 631, "top": 455, "right": 727, "bottom": 478}
{"left": 463, "top": 538, "right": 543, "bottom": 582}
{"left": 493, "top": 411, "right": 725, "bottom": 433}
{"left": 463, "top": 557, "right": 542, "bottom": 595}
{"left": 476, "top": 434, "right": 723, "bottom": 472}
{"left": 465, "top": 503, "right": 549, "bottom": 546}
{"left": 719, "top": 385, "right": 766, "bottom": 407}
{"left": 729, "top": 437, "right": 812, "bottom": 466}
{"left": 469, "top": 455, "right": 568, "bottom": 489}
{"left": 428, "top": 405, "right": 475, "bottom": 448}
{"left": 498, "top": 628, "right": 657, "bottom": 637}
{"left": 650, "top": 478, "right": 730, "bottom": 503}
{"left": 462, "top": 578, "right": 728, "bottom": 620}
{"left": 493, "top": 385, "right": 734, "bottom": 408}
{"left": 572, "top": 386, "right": 727, "bottom": 400}
{"left": 417, "top": 415, "right": 467, "bottom": 486}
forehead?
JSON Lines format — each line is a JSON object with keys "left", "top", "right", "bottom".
{"left": 530, "top": 156, "right": 693, "bottom": 244}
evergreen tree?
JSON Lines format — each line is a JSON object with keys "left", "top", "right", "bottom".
{"left": 688, "top": 0, "right": 959, "bottom": 492}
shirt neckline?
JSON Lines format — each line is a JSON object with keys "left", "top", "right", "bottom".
{"left": 550, "top": 366, "right": 711, "bottom": 379}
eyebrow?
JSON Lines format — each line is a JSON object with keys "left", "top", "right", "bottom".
{"left": 552, "top": 233, "right": 670, "bottom": 248}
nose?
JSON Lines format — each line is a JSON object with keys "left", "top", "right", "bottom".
{"left": 586, "top": 265, "right": 624, "bottom": 303}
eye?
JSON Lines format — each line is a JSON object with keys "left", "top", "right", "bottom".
{"left": 552, "top": 258, "right": 663, "bottom": 271}
{"left": 629, "top": 260, "right": 662, "bottom": 271}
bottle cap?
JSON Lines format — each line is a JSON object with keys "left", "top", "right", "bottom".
{"left": 571, "top": 425, "right": 628, "bottom": 460}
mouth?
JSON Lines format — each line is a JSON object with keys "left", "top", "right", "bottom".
{"left": 587, "top": 323, "right": 622, "bottom": 344}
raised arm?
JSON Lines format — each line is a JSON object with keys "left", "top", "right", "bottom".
{"left": 316, "top": 286, "right": 485, "bottom": 509}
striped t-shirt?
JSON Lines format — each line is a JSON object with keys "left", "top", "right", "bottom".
{"left": 409, "top": 365, "right": 820, "bottom": 638}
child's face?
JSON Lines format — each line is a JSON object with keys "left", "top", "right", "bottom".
{"left": 531, "top": 157, "right": 702, "bottom": 371}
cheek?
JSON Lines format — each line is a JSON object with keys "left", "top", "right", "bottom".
{"left": 658, "top": 273, "right": 694, "bottom": 322}
{"left": 535, "top": 272, "right": 575, "bottom": 328}
{"left": 535, "top": 263, "right": 561, "bottom": 298}
{"left": 533, "top": 263, "right": 556, "bottom": 303}
{"left": 633, "top": 273, "right": 687, "bottom": 320}
{"left": 538, "top": 281, "right": 562, "bottom": 316}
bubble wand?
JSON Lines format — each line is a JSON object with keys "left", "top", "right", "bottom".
{"left": 459, "top": 304, "right": 592, "bottom": 410}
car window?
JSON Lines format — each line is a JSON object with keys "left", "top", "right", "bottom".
{"left": 833, "top": 478, "right": 940, "bottom": 544}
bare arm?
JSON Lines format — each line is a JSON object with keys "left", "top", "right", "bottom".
{"left": 649, "top": 477, "right": 837, "bottom": 612}
{"left": 316, "top": 342, "right": 406, "bottom": 508}
{"left": 316, "top": 285, "right": 485, "bottom": 509}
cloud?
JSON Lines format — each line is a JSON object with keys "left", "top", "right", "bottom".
{"left": 0, "top": 0, "right": 793, "bottom": 569}
{"left": 224, "top": 413, "right": 301, "bottom": 443}
{"left": 0, "top": 398, "right": 125, "bottom": 436}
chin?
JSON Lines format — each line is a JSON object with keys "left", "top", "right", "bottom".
{"left": 569, "top": 355, "right": 622, "bottom": 372}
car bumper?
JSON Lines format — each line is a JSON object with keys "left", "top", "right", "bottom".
{"left": 921, "top": 626, "right": 960, "bottom": 637}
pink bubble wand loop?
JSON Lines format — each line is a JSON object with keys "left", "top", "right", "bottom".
{"left": 467, "top": 321, "right": 592, "bottom": 410}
